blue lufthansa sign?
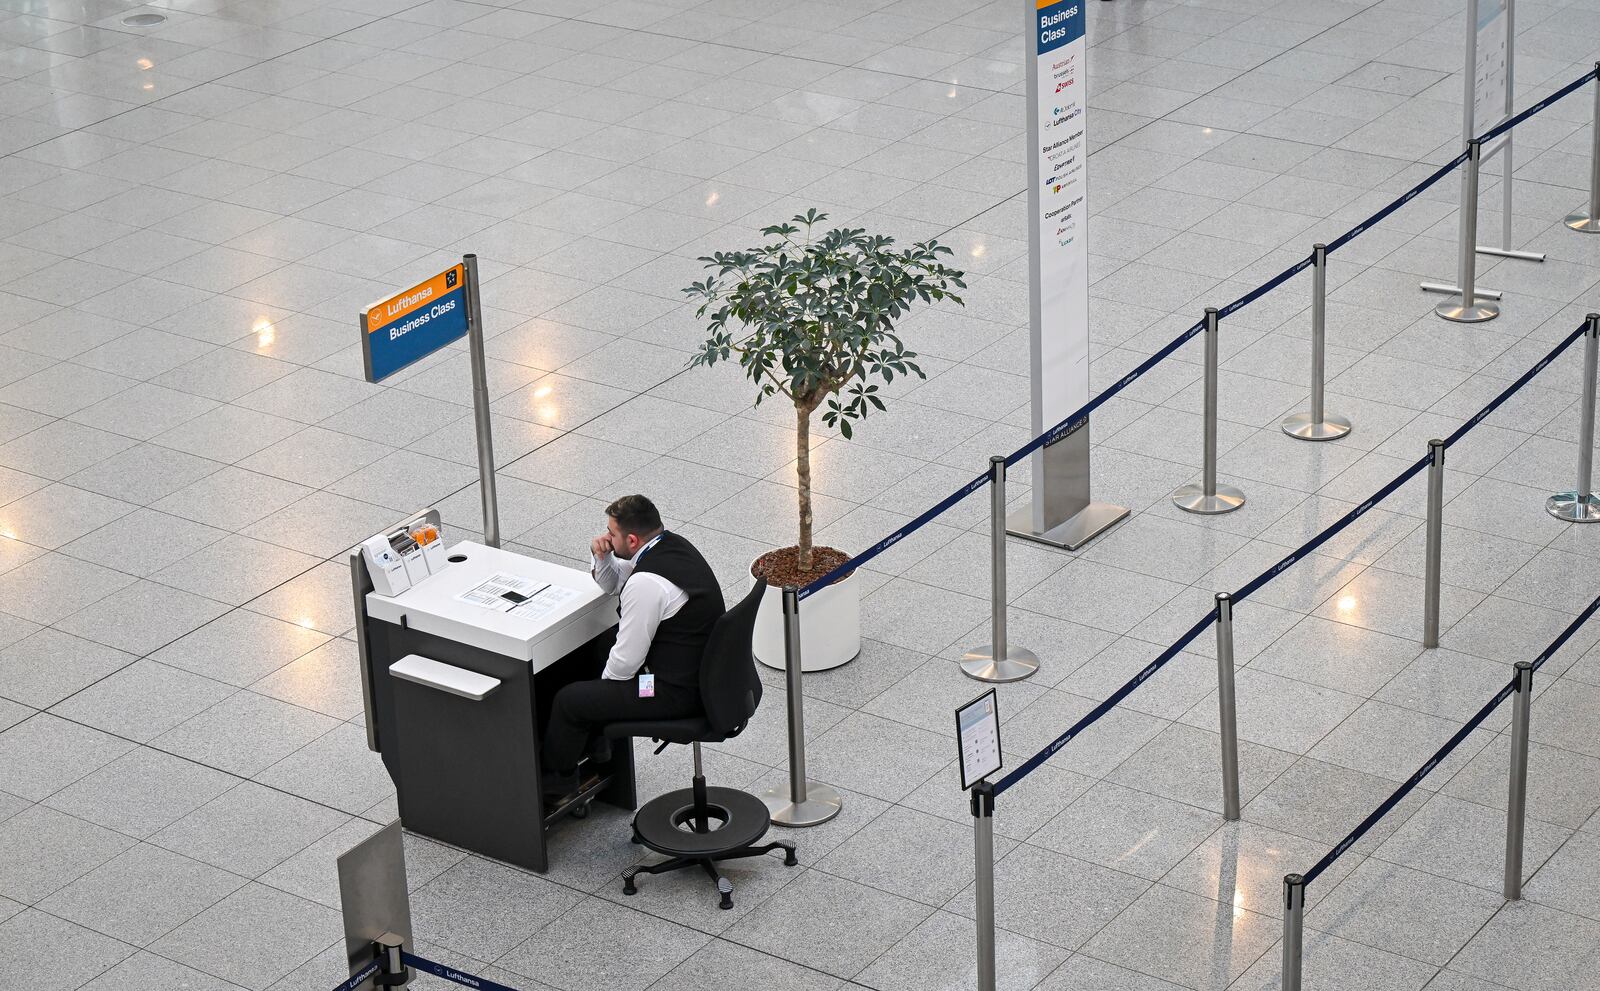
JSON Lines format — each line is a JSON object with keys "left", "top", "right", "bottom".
{"left": 362, "top": 263, "right": 469, "bottom": 383}
{"left": 1037, "top": 0, "right": 1084, "bottom": 55}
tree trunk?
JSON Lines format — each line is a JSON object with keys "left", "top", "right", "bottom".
{"left": 795, "top": 400, "right": 814, "bottom": 573}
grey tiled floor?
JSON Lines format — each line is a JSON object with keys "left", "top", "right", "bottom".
{"left": 1, "top": 1, "right": 1599, "bottom": 990}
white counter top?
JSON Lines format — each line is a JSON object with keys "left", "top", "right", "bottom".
{"left": 365, "top": 541, "right": 617, "bottom": 664}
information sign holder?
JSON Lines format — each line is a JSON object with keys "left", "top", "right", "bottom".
{"left": 1422, "top": 0, "right": 1544, "bottom": 302}
{"left": 1011, "top": 0, "right": 1127, "bottom": 550}
{"left": 336, "top": 821, "right": 412, "bottom": 991}
{"left": 956, "top": 689, "right": 1003, "bottom": 790}
{"left": 360, "top": 255, "right": 501, "bottom": 547}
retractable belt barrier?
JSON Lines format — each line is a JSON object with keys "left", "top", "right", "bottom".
{"left": 1532, "top": 586, "right": 1600, "bottom": 675}
{"left": 1326, "top": 152, "right": 1469, "bottom": 255}
{"left": 992, "top": 609, "right": 1216, "bottom": 795}
{"left": 402, "top": 951, "right": 525, "bottom": 991}
{"left": 1481, "top": 66, "right": 1599, "bottom": 144}
{"left": 998, "top": 315, "right": 1594, "bottom": 794}
{"left": 1444, "top": 322, "right": 1588, "bottom": 448}
{"left": 1300, "top": 673, "right": 1516, "bottom": 886}
{"left": 1279, "top": 583, "right": 1600, "bottom": 990}
{"left": 796, "top": 66, "right": 1600, "bottom": 605}
{"left": 1304, "top": 581, "right": 1600, "bottom": 885}
{"left": 333, "top": 962, "right": 383, "bottom": 991}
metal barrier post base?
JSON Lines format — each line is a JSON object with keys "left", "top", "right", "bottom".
{"left": 761, "top": 783, "right": 842, "bottom": 828}
{"left": 1568, "top": 211, "right": 1600, "bottom": 233}
{"left": 1480, "top": 246, "right": 1546, "bottom": 262}
{"left": 1005, "top": 500, "right": 1128, "bottom": 550}
{"left": 961, "top": 645, "right": 1040, "bottom": 683}
{"left": 1281, "top": 411, "right": 1351, "bottom": 442}
{"left": 1435, "top": 298, "right": 1501, "bottom": 323}
{"left": 1546, "top": 491, "right": 1600, "bottom": 522}
{"left": 1172, "top": 482, "right": 1246, "bottom": 515}
{"left": 1421, "top": 281, "right": 1506, "bottom": 301}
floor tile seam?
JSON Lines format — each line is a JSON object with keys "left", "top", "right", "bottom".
{"left": 1358, "top": 839, "right": 1563, "bottom": 906}
{"left": 458, "top": 4, "right": 1029, "bottom": 102}
{"left": 0, "top": 900, "right": 144, "bottom": 975}
{"left": 1259, "top": 655, "right": 1515, "bottom": 735}
{"left": 639, "top": 926, "right": 844, "bottom": 991}
{"left": 36, "top": 651, "right": 242, "bottom": 721}
{"left": 29, "top": 834, "right": 257, "bottom": 947}
{"left": 735, "top": 862, "right": 945, "bottom": 986}
{"left": 1519, "top": 828, "right": 1600, "bottom": 911}
{"left": 0, "top": 1, "right": 445, "bottom": 189}
{"left": 1078, "top": 876, "right": 1283, "bottom": 987}
{"left": 13, "top": 708, "right": 373, "bottom": 840}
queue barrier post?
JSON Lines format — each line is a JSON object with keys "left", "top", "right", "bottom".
{"left": 759, "top": 587, "right": 841, "bottom": 827}
{"left": 1503, "top": 660, "right": 1535, "bottom": 900}
{"left": 1546, "top": 313, "right": 1600, "bottom": 522}
{"left": 971, "top": 782, "right": 998, "bottom": 991}
{"left": 964, "top": 456, "right": 1039, "bottom": 683}
{"left": 1566, "top": 63, "right": 1600, "bottom": 234}
{"left": 1423, "top": 439, "right": 1446, "bottom": 648}
{"left": 1215, "top": 592, "right": 1242, "bottom": 821}
{"left": 1283, "top": 243, "right": 1351, "bottom": 442}
{"left": 1282, "top": 874, "right": 1305, "bottom": 991}
{"left": 1436, "top": 140, "right": 1501, "bottom": 323}
{"left": 1173, "top": 308, "right": 1247, "bottom": 515}
{"left": 376, "top": 933, "right": 407, "bottom": 987}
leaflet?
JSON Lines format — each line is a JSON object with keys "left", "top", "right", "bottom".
{"left": 456, "top": 573, "right": 580, "bottom": 622}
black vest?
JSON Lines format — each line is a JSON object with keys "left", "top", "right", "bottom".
{"left": 627, "top": 532, "right": 725, "bottom": 691}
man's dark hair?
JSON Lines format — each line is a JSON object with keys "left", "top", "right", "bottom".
{"left": 606, "top": 494, "right": 662, "bottom": 537}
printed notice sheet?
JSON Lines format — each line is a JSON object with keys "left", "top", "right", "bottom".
{"left": 956, "top": 690, "right": 1002, "bottom": 790}
{"left": 457, "top": 573, "right": 581, "bottom": 622}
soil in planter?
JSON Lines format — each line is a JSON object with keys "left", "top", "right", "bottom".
{"left": 752, "top": 545, "right": 852, "bottom": 588}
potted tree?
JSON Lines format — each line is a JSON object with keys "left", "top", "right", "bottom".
{"left": 686, "top": 210, "right": 967, "bottom": 671}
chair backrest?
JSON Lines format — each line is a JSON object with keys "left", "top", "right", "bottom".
{"left": 697, "top": 579, "right": 766, "bottom": 738}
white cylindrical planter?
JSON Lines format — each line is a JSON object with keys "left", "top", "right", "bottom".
{"left": 752, "top": 569, "right": 859, "bottom": 672}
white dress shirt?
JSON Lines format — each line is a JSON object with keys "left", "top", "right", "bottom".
{"left": 592, "top": 534, "right": 689, "bottom": 681}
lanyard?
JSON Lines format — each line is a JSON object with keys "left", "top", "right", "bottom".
{"left": 631, "top": 532, "right": 665, "bottom": 564}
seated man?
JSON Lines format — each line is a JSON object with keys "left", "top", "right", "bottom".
{"left": 542, "top": 494, "right": 726, "bottom": 797}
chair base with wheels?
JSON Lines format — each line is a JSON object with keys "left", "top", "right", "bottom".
{"left": 617, "top": 741, "right": 796, "bottom": 909}
{"left": 602, "top": 579, "right": 797, "bottom": 909}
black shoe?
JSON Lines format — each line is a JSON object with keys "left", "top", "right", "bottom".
{"left": 541, "top": 769, "right": 578, "bottom": 799}
{"left": 586, "top": 737, "right": 613, "bottom": 764}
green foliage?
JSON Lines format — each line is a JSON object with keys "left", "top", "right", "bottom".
{"left": 685, "top": 209, "right": 968, "bottom": 438}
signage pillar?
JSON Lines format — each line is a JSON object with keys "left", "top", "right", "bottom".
{"left": 1009, "top": 0, "right": 1127, "bottom": 551}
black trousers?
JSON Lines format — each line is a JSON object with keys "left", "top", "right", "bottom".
{"left": 542, "top": 676, "right": 699, "bottom": 773}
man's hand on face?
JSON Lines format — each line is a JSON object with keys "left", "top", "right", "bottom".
{"left": 591, "top": 533, "right": 614, "bottom": 559}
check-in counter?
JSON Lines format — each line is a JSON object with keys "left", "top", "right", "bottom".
{"left": 353, "top": 535, "right": 629, "bottom": 873}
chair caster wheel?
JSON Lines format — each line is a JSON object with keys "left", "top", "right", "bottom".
{"left": 630, "top": 832, "right": 643, "bottom": 845}
{"left": 571, "top": 801, "right": 589, "bottom": 819}
{"left": 719, "top": 894, "right": 733, "bottom": 910}
{"left": 623, "top": 880, "right": 637, "bottom": 896}
{"left": 783, "top": 851, "right": 798, "bottom": 867}
{"left": 717, "top": 877, "right": 733, "bottom": 910}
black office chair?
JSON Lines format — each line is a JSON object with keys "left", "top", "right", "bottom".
{"left": 602, "top": 579, "right": 797, "bottom": 909}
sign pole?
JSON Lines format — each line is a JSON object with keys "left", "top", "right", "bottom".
{"left": 462, "top": 254, "right": 500, "bottom": 548}
{"left": 971, "top": 782, "right": 997, "bottom": 991}
{"left": 359, "top": 257, "right": 502, "bottom": 546}
{"left": 1010, "top": 0, "right": 1127, "bottom": 551}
